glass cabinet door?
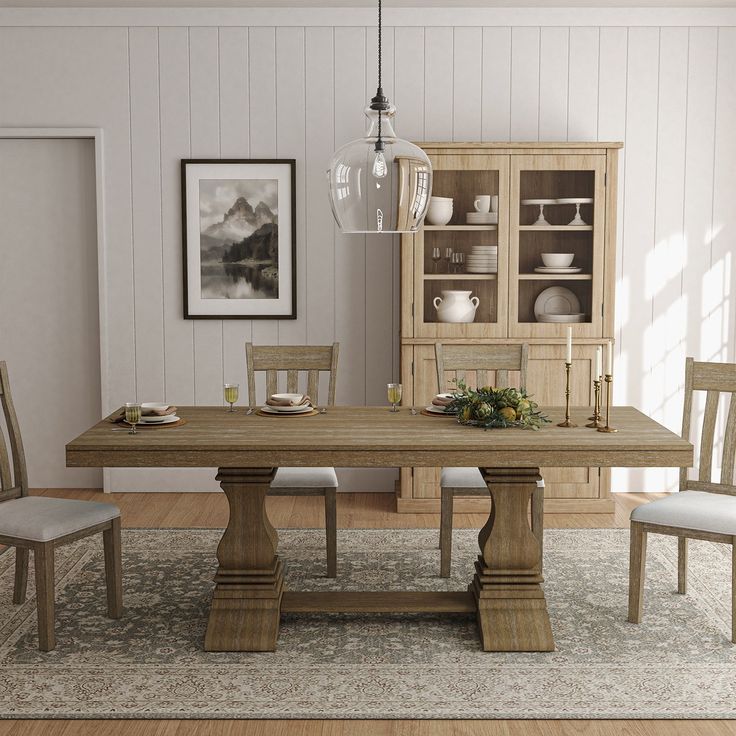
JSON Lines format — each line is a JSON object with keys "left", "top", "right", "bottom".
{"left": 413, "top": 154, "right": 509, "bottom": 339}
{"left": 509, "top": 154, "right": 607, "bottom": 338}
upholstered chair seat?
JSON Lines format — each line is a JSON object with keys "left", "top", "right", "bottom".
{"left": 631, "top": 490, "right": 736, "bottom": 537}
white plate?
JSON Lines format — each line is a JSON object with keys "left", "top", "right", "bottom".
{"left": 466, "top": 267, "right": 497, "bottom": 273}
{"left": 556, "top": 197, "right": 593, "bottom": 204}
{"left": 261, "top": 404, "right": 313, "bottom": 414}
{"left": 139, "top": 414, "right": 179, "bottom": 424}
{"left": 425, "top": 405, "right": 457, "bottom": 415}
{"left": 521, "top": 198, "right": 557, "bottom": 205}
{"left": 537, "top": 313, "right": 586, "bottom": 323}
{"left": 534, "top": 286, "right": 581, "bottom": 318}
{"left": 534, "top": 267, "right": 583, "bottom": 274}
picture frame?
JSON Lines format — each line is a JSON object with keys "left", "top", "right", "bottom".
{"left": 181, "top": 159, "right": 296, "bottom": 319}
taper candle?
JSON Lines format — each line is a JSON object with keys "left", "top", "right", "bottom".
{"left": 566, "top": 326, "right": 572, "bottom": 364}
{"left": 606, "top": 340, "right": 613, "bottom": 375}
{"left": 595, "top": 346, "right": 602, "bottom": 379}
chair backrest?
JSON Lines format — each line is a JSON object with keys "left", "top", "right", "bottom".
{"left": 245, "top": 343, "right": 340, "bottom": 407}
{"left": 0, "top": 361, "right": 28, "bottom": 501}
{"left": 681, "top": 357, "right": 736, "bottom": 496}
{"left": 434, "top": 343, "right": 529, "bottom": 392}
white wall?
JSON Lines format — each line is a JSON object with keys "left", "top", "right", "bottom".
{"left": 0, "top": 138, "right": 102, "bottom": 488}
{"left": 0, "top": 7, "right": 734, "bottom": 492}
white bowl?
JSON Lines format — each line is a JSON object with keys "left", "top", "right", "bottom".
{"left": 141, "top": 402, "right": 169, "bottom": 412}
{"left": 541, "top": 253, "right": 574, "bottom": 268}
{"left": 271, "top": 393, "right": 304, "bottom": 403}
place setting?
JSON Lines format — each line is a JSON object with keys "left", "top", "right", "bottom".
{"left": 109, "top": 402, "right": 184, "bottom": 433}
{"left": 257, "top": 392, "right": 321, "bottom": 417}
{"left": 421, "top": 392, "right": 459, "bottom": 417}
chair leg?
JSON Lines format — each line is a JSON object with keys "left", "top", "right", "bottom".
{"left": 439, "top": 487, "right": 454, "bottom": 578}
{"left": 531, "top": 483, "right": 544, "bottom": 575}
{"left": 731, "top": 540, "right": 735, "bottom": 644}
{"left": 103, "top": 516, "right": 123, "bottom": 618}
{"left": 13, "top": 547, "right": 29, "bottom": 604}
{"left": 628, "top": 521, "right": 648, "bottom": 624}
{"left": 34, "top": 542, "right": 55, "bottom": 652}
{"left": 678, "top": 537, "right": 688, "bottom": 594}
{"left": 324, "top": 488, "right": 337, "bottom": 578}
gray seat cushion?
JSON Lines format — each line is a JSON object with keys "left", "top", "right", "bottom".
{"left": 0, "top": 496, "right": 120, "bottom": 542}
{"left": 271, "top": 467, "right": 338, "bottom": 489}
{"left": 441, "top": 467, "right": 545, "bottom": 490}
{"left": 631, "top": 490, "right": 736, "bottom": 536}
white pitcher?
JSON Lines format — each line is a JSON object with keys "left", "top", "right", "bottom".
{"left": 433, "top": 290, "right": 480, "bottom": 323}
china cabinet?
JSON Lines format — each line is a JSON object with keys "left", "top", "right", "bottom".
{"left": 398, "top": 142, "right": 622, "bottom": 514}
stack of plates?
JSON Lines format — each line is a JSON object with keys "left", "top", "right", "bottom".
{"left": 536, "top": 313, "right": 587, "bottom": 323}
{"left": 140, "top": 403, "right": 179, "bottom": 425}
{"left": 260, "top": 393, "right": 314, "bottom": 415}
{"left": 533, "top": 286, "right": 587, "bottom": 324}
{"left": 466, "top": 212, "right": 498, "bottom": 225}
{"left": 467, "top": 245, "right": 498, "bottom": 274}
{"left": 534, "top": 266, "right": 583, "bottom": 274}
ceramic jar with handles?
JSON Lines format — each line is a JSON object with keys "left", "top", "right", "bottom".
{"left": 426, "top": 196, "right": 453, "bottom": 226}
{"left": 433, "top": 290, "right": 480, "bottom": 323}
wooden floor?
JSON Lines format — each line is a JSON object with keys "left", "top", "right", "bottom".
{"left": 1, "top": 489, "right": 733, "bottom": 736}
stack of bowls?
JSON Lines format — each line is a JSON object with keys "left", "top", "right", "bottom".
{"left": 466, "top": 245, "right": 498, "bottom": 273}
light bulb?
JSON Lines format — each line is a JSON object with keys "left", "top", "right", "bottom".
{"left": 372, "top": 150, "right": 387, "bottom": 179}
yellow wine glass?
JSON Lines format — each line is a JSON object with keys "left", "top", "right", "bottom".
{"left": 124, "top": 402, "right": 142, "bottom": 435}
{"left": 224, "top": 383, "right": 239, "bottom": 412}
{"left": 387, "top": 383, "right": 402, "bottom": 413}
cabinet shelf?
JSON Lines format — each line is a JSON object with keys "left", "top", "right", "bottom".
{"left": 518, "top": 273, "right": 592, "bottom": 281}
{"left": 518, "top": 225, "right": 593, "bottom": 231}
{"left": 424, "top": 225, "right": 498, "bottom": 231}
{"left": 423, "top": 273, "right": 497, "bottom": 280}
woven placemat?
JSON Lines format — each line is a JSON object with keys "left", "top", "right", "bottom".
{"left": 256, "top": 408, "right": 319, "bottom": 418}
{"left": 420, "top": 409, "right": 457, "bottom": 418}
{"left": 122, "top": 418, "right": 188, "bottom": 429}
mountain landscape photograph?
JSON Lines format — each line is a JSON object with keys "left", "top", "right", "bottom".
{"left": 198, "top": 178, "right": 279, "bottom": 300}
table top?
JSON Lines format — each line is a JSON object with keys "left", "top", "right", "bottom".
{"left": 66, "top": 406, "right": 693, "bottom": 470}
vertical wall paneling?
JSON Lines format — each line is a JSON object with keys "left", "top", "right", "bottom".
{"left": 276, "top": 26, "right": 307, "bottom": 348}
{"left": 393, "top": 26, "right": 424, "bottom": 141}
{"left": 304, "top": 27, "right": 335, "bottom": 349}
{"left": 333, "top": 26, "right": 367, "bottom": 406}
{"left": 247, "top": 27, "right": 278, "bottom": 396}
{"left": 188, "top": 27, "right": 223, "bottom": 405}
{"left": 452, "top": 27, "right": 482, "bottom": 142}
{"left": 650, "top": 27, "right": 688, "bottom": 490}
{"left": 129, "top": 27, "right": 165, "bottom": 402}
{"left": 538, "top": 27, "right": 569, "bottom": 141}
{"left": 158, "top": 27, "right": 195, "bottom": 406}
{"left": 481, "top": 27, "right": 512, "bottom": 141}
{"left": 365, "top": 25, "right": 395, "bottom": 404}
{"left": 510, "top": 26, "right": 541, "bottom": 140}
{"left": 567, "top": 27, "right": 599, "bottom": 140}
{"left": 219, "top": 27, "right": 252, "bottom": 389}
{"left": 424, "top": 27, "right": 454, "bottom": 141}
{"left": 712, "top": 29, "right": 736, "bottom": 366}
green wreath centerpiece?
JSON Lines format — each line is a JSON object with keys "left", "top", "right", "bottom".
{"left": 448, "top": 380, "right": 550, "bottom": 430}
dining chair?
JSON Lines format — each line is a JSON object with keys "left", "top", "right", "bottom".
{"left": 435, "top": 343, "right": 545, "bottom": 577}
{"left": 246, "top": 342, "right": 340, "bottom": 577}
{"left": 628, "top": 357, "right": 736, "bottom": 643}
{"left": 0, "top": 361, "right": 122, "bottom": 651}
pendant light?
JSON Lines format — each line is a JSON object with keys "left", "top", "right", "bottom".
{"left": 327, "top": 0, "right": 432, "bottom": 234}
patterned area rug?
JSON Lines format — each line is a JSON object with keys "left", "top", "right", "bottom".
{"left": 0, "top": 527, "right": 734, "bottom": 719}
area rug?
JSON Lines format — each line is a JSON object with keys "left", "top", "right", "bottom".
{"left": 0, "top": 527, "right": 734, "bottom": 719}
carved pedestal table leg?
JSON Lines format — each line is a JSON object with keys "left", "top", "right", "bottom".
{"left": 204, "top": 468, "right": 283, "bottom": 652}
{"left": 471, "top": 467, "right": 555, "bottom": 652}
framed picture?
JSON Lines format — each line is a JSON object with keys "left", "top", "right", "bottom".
{"left": 181, "top": 159, "right": 296, "bottom": 319}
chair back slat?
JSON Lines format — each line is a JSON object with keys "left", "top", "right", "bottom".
{"left": 245, "top": 343, "right": 340, "bottom": 407}
{"left": 680, "top": 357, "right": 736, "bottom": 495}
{"left": 435, "top": 343, "right": 529, "bottom": 394}
{"left": 720, "top": 392, "right": 736, "bottom": 485}
{"left": 0, "top": 361, "right": 28, "bottom": 499}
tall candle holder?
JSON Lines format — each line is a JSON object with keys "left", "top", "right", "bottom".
{"left": 597, "top": 374, "right": 618, "bottom": 433}
{"left": 557, "top": 362, "right": 577, "bottom": 428}
{"left": 587, "top": 378, "right": 602, "bottom": 428}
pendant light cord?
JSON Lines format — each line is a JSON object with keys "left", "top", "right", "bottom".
{"left": 371, "top": 0, "right": 386, "bottom": 152}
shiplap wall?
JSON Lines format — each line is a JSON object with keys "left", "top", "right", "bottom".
{"left": 0, "top": 8, "right": 734, "bottom": 492}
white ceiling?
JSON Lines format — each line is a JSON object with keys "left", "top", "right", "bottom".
{"left": 2, "top": 0, "right": 734, "bottom": 6}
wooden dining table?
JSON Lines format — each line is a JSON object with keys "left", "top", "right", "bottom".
{"left": 66, "top": 405, "right": 692, "bottom": 653}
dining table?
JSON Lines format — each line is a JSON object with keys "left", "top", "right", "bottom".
{"left": 66, "top": 405, "right": 693, "bottom": 653}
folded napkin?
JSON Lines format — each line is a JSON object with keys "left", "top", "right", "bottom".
{"left": 432, "top": 395, "right": 454, "bottom": 408}
{"left": 109, "top": 405, "right": 177, "bottom": 423}
{"left": 266, "top": 394, "right": 312, "bottom": 407}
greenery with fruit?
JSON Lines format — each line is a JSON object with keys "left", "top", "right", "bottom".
{"left": 448, "top": 380, "right": 549, "bottom": 430}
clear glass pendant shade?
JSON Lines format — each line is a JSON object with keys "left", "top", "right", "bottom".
{"left": 327, "top": 105, "right": 432, "bottom": 234}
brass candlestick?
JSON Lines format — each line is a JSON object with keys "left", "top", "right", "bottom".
{"left": 557, "top": 361, "right": 577, "bottom": 428}
{"left": 597, "top": 374, "right": 618, "bottom": 433}
{"left": 587, "top": 378, "right": 602, "bottom": 428}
